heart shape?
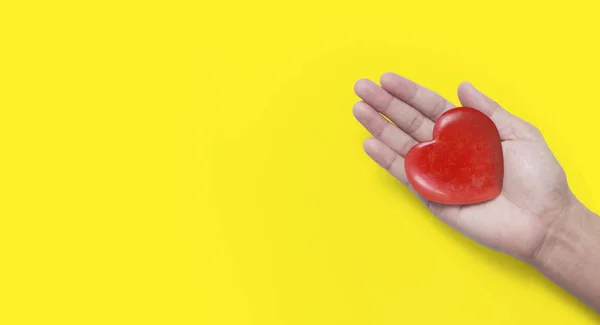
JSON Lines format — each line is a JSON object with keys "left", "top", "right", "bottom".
{"left": 404, "top": 107, "right": 504, "bottom": 205}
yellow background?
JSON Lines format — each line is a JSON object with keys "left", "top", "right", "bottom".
{"left": 1, "top": 0, "right": 600, "bottom": 324}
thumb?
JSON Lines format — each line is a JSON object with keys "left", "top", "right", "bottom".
{"left": 457, "top": 82, "right": 538, "bottom": 141}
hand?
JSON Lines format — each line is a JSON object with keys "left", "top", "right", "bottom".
{"left": 353, "top": 73, "right": 578, "bottom": 261}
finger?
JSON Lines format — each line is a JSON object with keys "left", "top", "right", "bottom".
{"left": 354, "top": 79, "right": 434, "bottom": 142}
{"left": 363, "top": 138, "right": 408, "bottom": 185}
{"left": 380, "top": 72, "right": 456, "bottom": 121}
{"left": 457, "top": 82, "right": 541, "bottom": 141}
{"left": 363, "top": 136, "right": 431, "bottom": 208}
{"left": 353, "top": 101, "right": 418, "bottom": 156}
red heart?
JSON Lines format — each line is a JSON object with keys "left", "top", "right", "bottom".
{"left": 404, "top": 107, "right": 504, "bottom": 205}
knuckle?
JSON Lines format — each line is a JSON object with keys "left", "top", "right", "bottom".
{"left": 489, "top": 102, "right": 503, "bottom": 118}
{"left": 432, "top": 96, "right": 447, "bottom": 118}
{"left": 381, "top": 96, "right": 394, "bottom": 115}
{"left": 498, "top": 123, "right": 518, "bottom": 140}
{"left": 385, "top": 152, "right": 399, "bottom": 171}
{"left": 371, "top": 119, "right": 385, "bottom": 138}
{"left": 530, "top": 125, "right": 543, "bottom": 137}
{"left": 522, "top": 121, "right": 543, "bottom": 139}
{"left": 406, "top": 112, "right": 425, "bottom": 135}
{"left": 401, "top": 138, "right": 418, "bottom": 156}
{"left": 406, "top": 84, "right": 420, "bottom": 103}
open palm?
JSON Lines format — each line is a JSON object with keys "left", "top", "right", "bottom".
{"left": 353, "top": 73, "right": 576, "bottom": 261}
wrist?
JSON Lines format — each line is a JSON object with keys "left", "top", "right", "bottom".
{"left": 531, "top": 194, "right": 600, "bottom": 312}
{"left": 532, "top": 194, "right": 593, "bottom": 274}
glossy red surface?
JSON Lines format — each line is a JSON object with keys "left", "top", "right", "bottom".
{"left": 405, "top": 107, "right": 504, "bottom": 205}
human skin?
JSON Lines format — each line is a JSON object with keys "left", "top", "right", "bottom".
{"left": 353, "top": 73, "right": 600, "bottom": 312}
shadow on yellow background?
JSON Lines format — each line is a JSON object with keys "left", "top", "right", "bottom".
{"left": 1, "top": 0, "right": 600, "bottom": 324}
